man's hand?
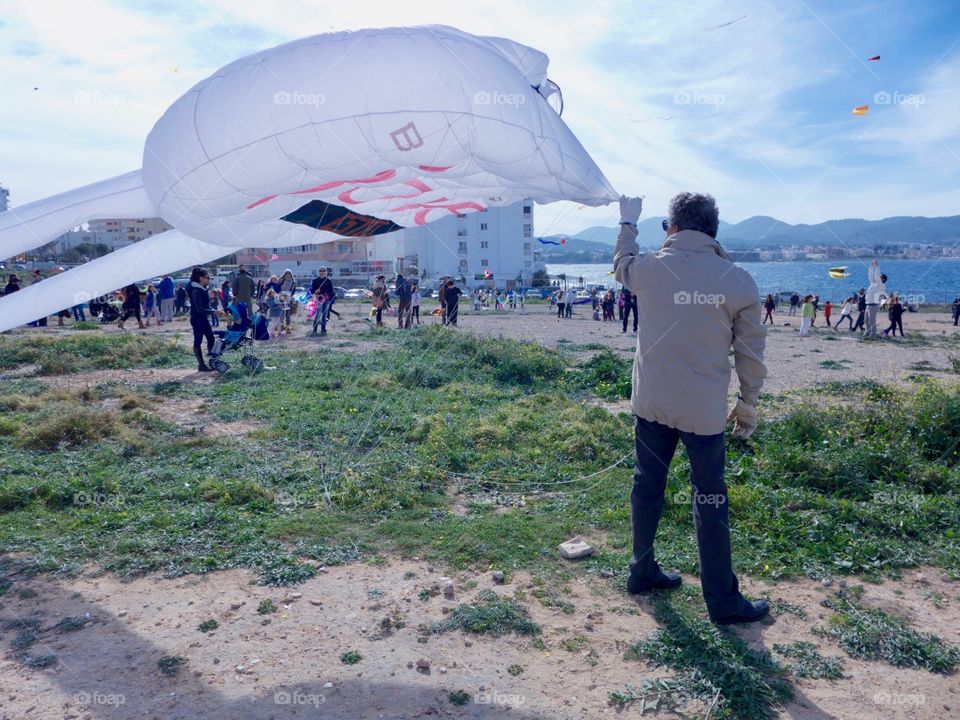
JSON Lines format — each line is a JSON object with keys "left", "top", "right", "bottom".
{"left": 727, "top": 398, "right": 757, "bottom": 439}
{"left": 619, "top": 195, "right": 643, "bottom": 225}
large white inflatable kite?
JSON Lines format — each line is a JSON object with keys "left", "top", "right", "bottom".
{"left": 0, "top": 25, "right": 617, "bottom": 329}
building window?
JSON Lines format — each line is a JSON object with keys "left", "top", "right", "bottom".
{"left": 481, "top": 259, "right": 489, "bottom": 267}
{"left": 459, "top": 259, "right": 469, "bottom": 270}
{"left": 480, "top": 223, "right": 488, "bottom": 231}
{"left": 523, "top": 224, "right": 532, "bottom": 234}
{"left": 523, "top": 205, "right": 531, "bottom": 214}
{"left": 458, "top": 241, "right": 468, "bottom": 253}
{"left": 337, "top": 242, "right": 351, "bottom": 253}
{"left": 523, "top": 242, "right": 531, "bottom": 255}
{"left": 457, "top": 229, "right": 468, "bottom": 237}
{"left": 480, "top": 241, "right": 489, "bottom": 249}
{"left": 524, "top": 261, "right": 532, "bottom": 268}
{"left": 456, "top": 213, "right": 468, "bottom": 219}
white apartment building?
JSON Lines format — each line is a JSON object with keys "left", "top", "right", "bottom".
{"left": 373, "top": 200, "right": 543, "bottom": 291}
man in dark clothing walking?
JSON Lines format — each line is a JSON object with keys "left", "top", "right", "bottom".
{"left": 788, "top": 292, "right": 799, "bottom": 317}
{"left": 622, "top": 287, "right": 638, "bottom": 334}
{"left": 310, "top": 268, "right": 334, "bottom": 335}
{"left": 851, "top": 289, "right": 866, "bottom": 332}
{"left": 444, "top": 279, "right": 463, "bottom": 325}
{"left": 395, "top": 273, "right": 413, "bottom": 329}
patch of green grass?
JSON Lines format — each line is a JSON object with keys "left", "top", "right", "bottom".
{"left": 507, "top": 663, "right": 524, "bottom": 676}
{"left": 0, "top": 333, "right": 184, "bottom": 375}
{"left": 819, "top": 359, "right": 849, "bottom": 370}
{"left": 773, "top": 641, "right": 844, "bottom": 679}
{"left": 448, "top": 690, "right": 471, "bottom": 706}
{"left": 158, "top": 655, "right": 186, "bottom": 676}
{"left": 608, "top": 678, "right": 685, "bottom": 714}
{"left": 432, "top": 589, "right": 540, "bottom": 637}
{"left": 815, "top": 589, "right": 959, "bottom": 673}
{"left": 340, "top": 650, "right": 362, "bottom": 665}
{"left": 198, "top": 619, "right": 219, "bottom": 633}
{"left": 257, "top": 599, "right": 277, "bottom": 615}
{"left": 567, "top": 348, "right": 632, "bottom": 400}
{"left": 625, "top": 589, "right": 792, "bottom": 720}
{"left": 560, "top": 634, "right": 589, "bottom": 652}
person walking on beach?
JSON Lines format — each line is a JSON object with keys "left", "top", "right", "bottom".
{"left": 762, "top": 294, "right": 775, "bottom": 325}
{"left": 118, "top": 282, "right": 145, "bottom": 330}
{"left": 615, "top": 192, "right": 769, "bottom": 625}
{"left": 311, "top": 267, "right": 334, "bottom": 336}
{"left": 883, "top": 295, "right": 905, "bottom": 337}
{"left": 564, "top": 287, "right": 576, "bottom": 318}
{"left": 864, "top": 261, "right": 886, "bottom": 337}
{"left": 438, "top": 278, "right": 448, "bottom": 325}
{"left": 798, "top": 295, "right": 814, "bottom": 336}
{"left": 810, "top": 295, "right": 819, "bottom": 327}
{"left": 622, "top": 286, "right": 638, "bottom": 333}
{"left": 444, "top": 279, "right": 463, "bottom": 326}
{"left": 852, "top": 288, "right": 866, "bottom": 332}
{"left": 279, "top": 269, "right": 297, "bottom": 331}
{"left": 789, "top": 292, "right": 799, "bottom": 317}
{"left": 952, "top": 296, "right": 960, "bottom": 326}
{"left": 823, "top": 300, "right": 832, "bottom": 328}
{"left": 556, "top": 289, "right": 566, "bottom": 320}
{"left": 834, "top": 297, "right": 854, "bottom": 331}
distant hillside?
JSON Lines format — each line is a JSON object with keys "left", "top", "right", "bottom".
{"left": 562, "top": 214, "right": 960, "bottom": 249}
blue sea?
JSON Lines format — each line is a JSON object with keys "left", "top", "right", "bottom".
{"left": 548, "top": 259, "right": 960, "bottom": 305}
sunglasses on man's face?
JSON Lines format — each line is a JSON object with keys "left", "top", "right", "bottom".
{"left": 661, "top": 219, "right": 669, "bottom": 232}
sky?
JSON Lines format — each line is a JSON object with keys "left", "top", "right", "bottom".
{"left": 1, "top": 0, "right": 959, "bottom": 238}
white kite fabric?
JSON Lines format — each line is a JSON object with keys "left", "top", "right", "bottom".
{"left": 0, "top": 25, "right": 617, "bottom": 330}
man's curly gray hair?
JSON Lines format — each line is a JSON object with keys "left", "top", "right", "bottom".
{"left": 668, "top": 192, "right": 720, "bottom": 239}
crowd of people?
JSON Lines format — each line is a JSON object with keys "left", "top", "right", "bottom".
{"left": 763, "top": 261, "right": 912, "bottom": 338}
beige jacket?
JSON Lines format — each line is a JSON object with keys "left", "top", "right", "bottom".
{"left": 614, "top": 224, "right": 767, "bottom": 435}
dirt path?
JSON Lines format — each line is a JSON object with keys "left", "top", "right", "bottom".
{"left": 1, "top": 560, "right": 957, "bottom": 719}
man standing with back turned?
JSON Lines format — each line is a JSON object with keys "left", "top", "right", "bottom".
{"left": 614, "top": 193, "right": 770, "bottom": 625}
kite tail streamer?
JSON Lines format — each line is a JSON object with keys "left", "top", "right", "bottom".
{"left": 0, "top": 229, "right": 226, "bottom": 331}
{"left": 0, "top": 169, "right": 155, "bottom": 259}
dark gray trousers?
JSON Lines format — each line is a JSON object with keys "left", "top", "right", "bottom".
{"left": 629, "top": 415, "right": 742, "bottom": 617}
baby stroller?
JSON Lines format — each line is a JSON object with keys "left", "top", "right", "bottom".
{"left": 209, "top": 301, "right": 265, "bottom": 374}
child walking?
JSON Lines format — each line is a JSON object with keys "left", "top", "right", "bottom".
{"left": 799, "top": 295, "right": 814, "bottom": 336}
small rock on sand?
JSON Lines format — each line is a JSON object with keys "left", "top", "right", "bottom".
{"left": 558, "top": 538, "right": 595, "bottom": 560}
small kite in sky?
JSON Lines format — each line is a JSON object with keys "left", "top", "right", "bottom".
{"left": 702, "top": 14, "right": 747, "bottom": 31}
{"left": 867, "top": 55, "right": 881, "bottom": 62}
{"left": 538, "top": 237, "right": 567, "bottom": 246}
{"left": 852, "top": 105, "right": 869, "bottom": 116}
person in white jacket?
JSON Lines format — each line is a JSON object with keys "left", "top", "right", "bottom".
{"left": 864, "top": 260, "right": 887, "bottom": 337}
{"left": 614, "top": 192, "right": 769, "bottom": 625}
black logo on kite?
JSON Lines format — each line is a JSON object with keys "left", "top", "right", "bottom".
{"left": 281, "top": 199, "right": 403, "bottom": 237}
{"left": 390, "top": 122, "right": 424, "bottom": 152}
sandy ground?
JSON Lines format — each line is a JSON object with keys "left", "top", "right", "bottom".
{"left": 13, "top": 301, "right": 960, "bottom": 396}
{"left": 1, "top": 561, "right": 957, "bottom": 720}
{"left": 3, "top": 304, "right": 960, "bottom": 719}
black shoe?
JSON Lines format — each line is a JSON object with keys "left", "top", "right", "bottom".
{"left": 627, "top": 570, "right": 682, "bottom": 593}
{"left": 711, "top": 598, "right": 769, "bottom": 625}
{"left": 197, "top": 364, "right": 214, "bottom": 372}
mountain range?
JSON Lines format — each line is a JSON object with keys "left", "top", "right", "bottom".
{"left": 549, "top": 214, "right": 960, "bottom": 251}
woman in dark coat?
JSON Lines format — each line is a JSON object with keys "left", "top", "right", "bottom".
{"left": 118, "top": 282, "right": 145, "bottom": 330}
{"left": 189, "top": 267, "right": 217, "bottom": 371}
{"left": 444, "top": 279, "right": 463, "bottom": 326}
